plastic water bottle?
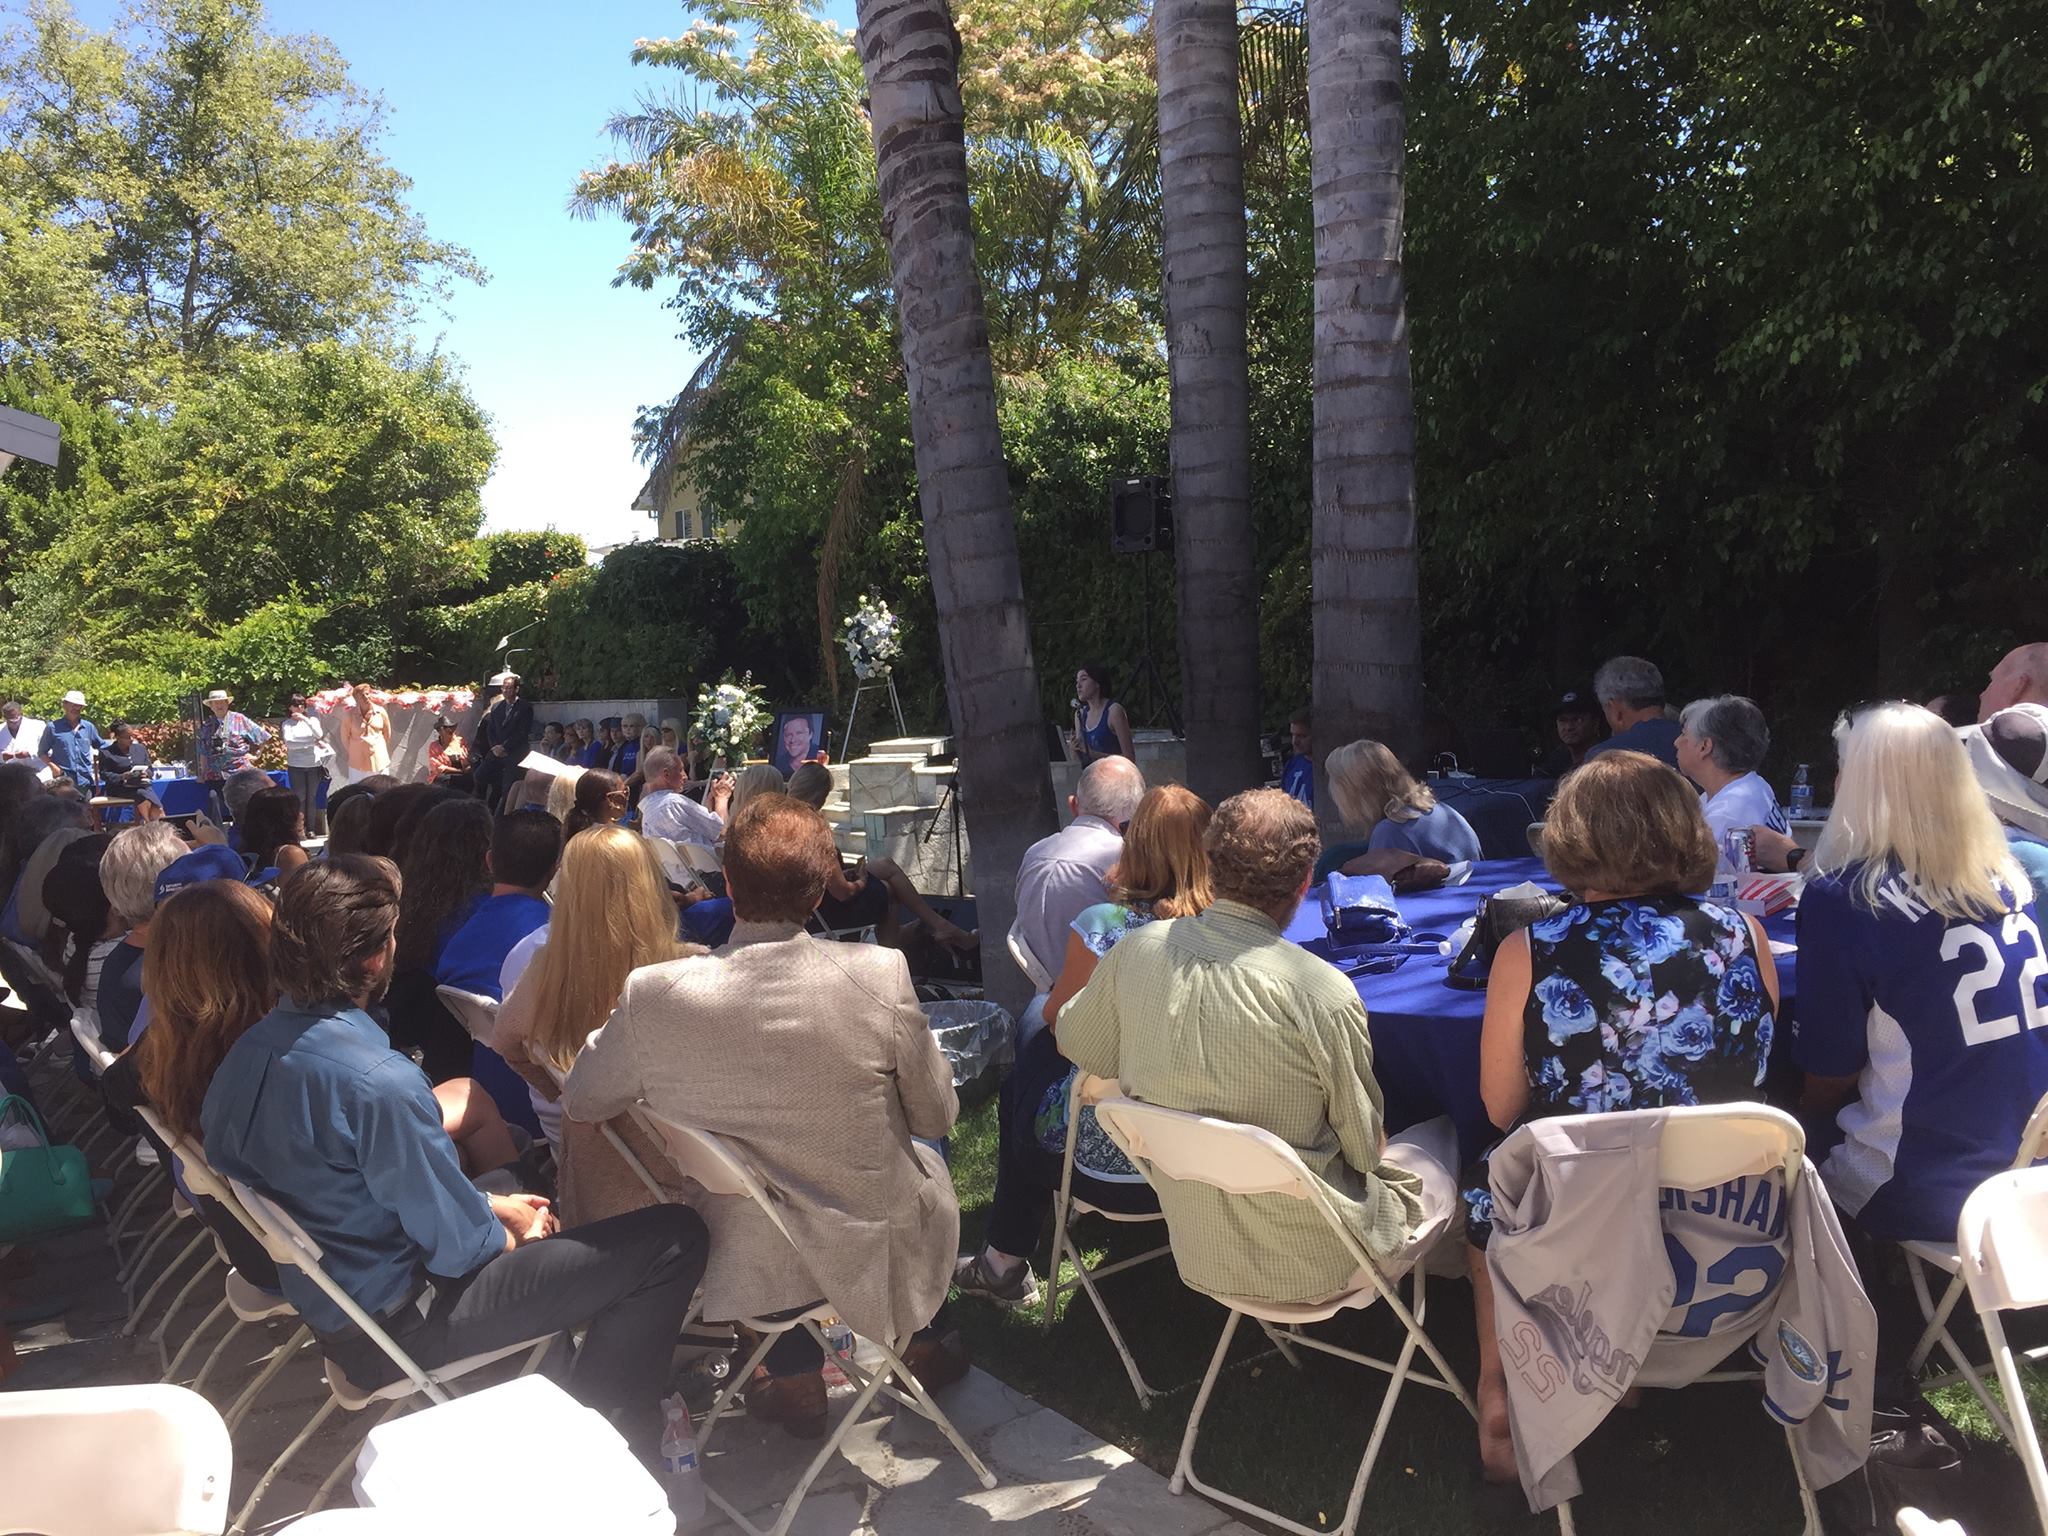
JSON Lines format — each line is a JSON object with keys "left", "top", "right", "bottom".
{"left": 1789, "top": 763, "right": 1813, "bottom": 821}
{"left": 820, "top": 1323, "right": 855, "bottom": 1387}
{"left": 660, "top": 1393, "right": 706, "bottom": 1524}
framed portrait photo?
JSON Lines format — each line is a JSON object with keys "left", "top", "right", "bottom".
{"left": 771, "top": 709, "right": 827, "bottom": 775}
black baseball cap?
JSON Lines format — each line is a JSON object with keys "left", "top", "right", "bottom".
{"left": 1556, "top": 687, "right": 1600, "bottom": 718}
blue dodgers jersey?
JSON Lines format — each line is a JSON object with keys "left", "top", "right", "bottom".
{"left": 1793, "top": 865, "right": 2048, "bottom": 1242}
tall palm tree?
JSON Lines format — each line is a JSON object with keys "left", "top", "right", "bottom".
{"left": 1306, "top": 0, "right": 1425, "bottom": 806}
{"left": 853, "top": 0, "right": 1057, "bottom": 1010}
{"left": 1156, "top": 0, "right": 1262, "bottom": 804}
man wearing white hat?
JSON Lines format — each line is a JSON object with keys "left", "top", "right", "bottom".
{"left": 1963, "top": 703, "right": 2048, "bottom": 906}
{"left": 0, "top": 699, "right": 53, "bottom": 783}
{"left": 198, "top": 688, "right": 271, "bottom": 821}
{"left": 40, "top": 688, "right": 108, "bottom": 791}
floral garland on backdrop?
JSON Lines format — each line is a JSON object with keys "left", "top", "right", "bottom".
{"left": 308, "top": 684, "right": 478, "bottom": 716}
{"left": 693, "top": 673, "right": 771, "bottom": 767}
{"left": 842, "top": 593, "right": 902, "bottom": 680}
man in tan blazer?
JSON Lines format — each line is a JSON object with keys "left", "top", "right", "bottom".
{"left": 565, "top": 793, "right": 964, "bottom": 1437}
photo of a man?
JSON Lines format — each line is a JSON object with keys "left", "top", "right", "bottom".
{"left": 772, "top": 710, "right": 826, "bottom": 775}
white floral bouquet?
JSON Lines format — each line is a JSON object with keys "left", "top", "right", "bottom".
{"left": 842, "top": 593, "right": 902, "bottom": 680}
{"left": 692, "top": 673, "right": 770, "bottom": 766}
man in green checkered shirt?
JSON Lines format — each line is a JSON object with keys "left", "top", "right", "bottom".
{"left": 1057, "top": 789, "right": 1451, "bottom": 1304}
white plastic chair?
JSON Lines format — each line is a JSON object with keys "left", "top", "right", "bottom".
{"left": 1040, "top": 1071, "right": 1173, "bottom": 1406}
{"left": 1091, "top": 1094, "right": 1474, "bottom": 1536}
{"left": 1902, "top": 1090, "right": 2048, "bottom": 1447}
{"left": 539, "top": 1055, "right": 669, "bottom": 1203}
{"left": 432, "top": 985, "right": 499, "bottom": 1045}
{"left": 0, "top": 1382, "right": 233, "bottom": 1535}
{"left": 634, "top": 1104, "right": 998, "bottom": 1536}
{"left": 221, "top": 1177, "right": 554, "bottom": 1535}
{"left": 1956, "top": 1165, "right": 2048, "bottom": 1535}
{"left": 1006, "top": 928, "right": 1053, "bottom": 993}
{"left": 1491, "top": 1103, "right": 1823, "bottom": 1536}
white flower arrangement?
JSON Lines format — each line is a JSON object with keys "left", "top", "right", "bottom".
{"left": 842, "top": 593, "right": 902, "bottom": 680}
{"left": 692, "top": 673, "right": 771, "bottom": 766}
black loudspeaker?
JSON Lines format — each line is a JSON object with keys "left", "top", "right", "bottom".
{"left": 1109, "top": 475, "right": 1172, "bottom": 554}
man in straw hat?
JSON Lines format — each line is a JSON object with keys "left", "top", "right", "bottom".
{"left": 197, "top": 688, "right": 270, "bottom": 822}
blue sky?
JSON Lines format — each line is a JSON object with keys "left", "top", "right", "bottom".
{"left": 75, "top": 0, "right": 854, "bottom": 550}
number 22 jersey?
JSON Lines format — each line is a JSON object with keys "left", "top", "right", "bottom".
{"left": 1793, "top": 863, "right": 2048, "bottom": 1241}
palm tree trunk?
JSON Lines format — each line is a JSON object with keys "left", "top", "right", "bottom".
{"left": 1157, "top": 0, "right": 1262, "bottom": 805}
{"left": 854, "top": 0, "right": 1057, "bottom": 1012}
{"left": 1307, "top": 0, "right": 1425, "bottom": 812}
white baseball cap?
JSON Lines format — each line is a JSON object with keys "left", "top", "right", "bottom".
{"left": 61, "top": 690, "right": 86, "bottom": 706}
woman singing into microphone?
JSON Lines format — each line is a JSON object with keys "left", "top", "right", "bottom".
{"left": 1067, "top": 663, "right": 1134, "bottom": 763}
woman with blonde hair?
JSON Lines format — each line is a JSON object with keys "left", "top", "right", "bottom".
{"left": 1795, "top": 701, "right": 2048, "bottom": 1245}
{"left": 493, "top": 826, "right": 703, "bottom": 1224}
{"left": 716, "top": 762, "right": 786, "bottom": 826}
{"left": 1316, "top": 738, "right": 1481, "bottom": 882}
{"left": 955, "top": 783, "right": 1214, "bottom": 1307}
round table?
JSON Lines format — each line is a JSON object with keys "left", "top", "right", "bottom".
{"left": 1283, "top": 857, "right": 1801, "bottom": 1165}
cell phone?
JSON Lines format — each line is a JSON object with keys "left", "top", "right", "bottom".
{"left": 852, "top": 856, "right": 867, "bottom": 881}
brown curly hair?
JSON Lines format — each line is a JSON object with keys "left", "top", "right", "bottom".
{"left": 1204, "top": 789, "right": 1320, "bottom": 917}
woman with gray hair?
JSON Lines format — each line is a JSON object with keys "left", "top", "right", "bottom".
{"left": 94, "top": 821, "right": 189, "bottom": 1049}
{"left": 1676, "top": 694, "right": 1786, "bottom": 850}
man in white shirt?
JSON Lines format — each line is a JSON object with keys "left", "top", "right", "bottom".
{"left": 1009, "top": 755, "right": 1145, "bottom": 994}
{"left": 636, "top": 746, "right": 725, "bottom": 846}
{"left": 0, "top": 700, "right": 53, "bottom": 783}
{"left": 1676, "top": 694, "right": 1787, "bottom": 850}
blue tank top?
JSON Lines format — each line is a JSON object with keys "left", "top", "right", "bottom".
{"left": 1079, "top": 701, "right": 1122, "bottom": 757}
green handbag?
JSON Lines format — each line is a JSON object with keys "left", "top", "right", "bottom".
{"left": 0, "top": 1094, "right": 97, "bottom": 1242}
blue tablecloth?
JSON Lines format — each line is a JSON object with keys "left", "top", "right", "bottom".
{"left": 1284, "top": 857, "right": 1800, "bottom": 1165}
{"left": 1429, "top": 777, "right": 1556, "bottom": 861}
{"left": 149, "top": 769, "right": 327, "bottom": 820}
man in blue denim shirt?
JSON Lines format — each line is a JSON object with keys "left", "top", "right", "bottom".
{"left": 202, "top": 855, "right": 708, "bottom": 1437}
{"left": 39, "top": 690, "right": 107, "bottom": 791}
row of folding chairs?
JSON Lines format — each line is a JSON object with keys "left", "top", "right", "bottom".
{"left": 1056, "top": 1080, "right": 2048, "bottom": 1536}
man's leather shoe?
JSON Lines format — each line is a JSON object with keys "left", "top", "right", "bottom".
{"left": 745, "top": 1368, "right": 827, "bottom": 1439}
{"left": 900, "top": 1329, "right": 970, "bottom": 1392}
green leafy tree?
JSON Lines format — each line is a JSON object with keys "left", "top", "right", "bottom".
{"left": 0, "top": 0, "right": 481, "bottom": 404}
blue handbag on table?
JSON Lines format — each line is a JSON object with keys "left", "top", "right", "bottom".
{"left": 1321, "top": 874, "right": 1409, "bottom": 944}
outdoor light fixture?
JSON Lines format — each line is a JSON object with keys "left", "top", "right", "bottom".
{"left": 0, "top": 403, "right": 60, "bottom": 478}
{"left": 494, "top": 618, "right": 543, "bottom": 652}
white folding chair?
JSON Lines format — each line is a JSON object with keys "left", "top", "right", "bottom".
{"left": 1525, "top": 821, "right": 1546, "bottom": 856}
{"left": 1006, "top": 928, "right": 1053, "bottom": 992}
{"left": 1903, "top": 1090, "right": 2048, "bottom": 1446}
{"left": 221, "top": 1177, "right": 554, "bottom": 1535}
{"left": 634, "top": 1105, "right": 998, "bottom": 1536}
{"left": 540, "top": 1056, "right": 669, "bottom": 1203}
{"left": 1040, "top": 1071, "right": 1173, "bottom": 1406}
{"left": 0, "top": 1382, "right": 233, "bottom": 1536}
{"left": 1956, "top": 1165, "right": 2048, "bottom": 1535}
{"left": 1092, "top": 1095, "right": 1474, "bottom": 1536}
{"left": 1495, "top": 1103, "right": 1824, "bottom": 1536}
{"left": 432, "top": 985, "right": 499, "bottom": 1045}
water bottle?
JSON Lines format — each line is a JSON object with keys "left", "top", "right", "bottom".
{"left": 660, "top": 1393, "right": 706, "bottom": 1524}
{"left": 820, "top": 1322, "right": 856, "bottom": 1387}
{"left": 1789, "top": 763, "right": 1813, "bottom": 821}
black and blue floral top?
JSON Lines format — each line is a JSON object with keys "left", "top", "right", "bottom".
{"left": 1522, "top": 895, "right": 1774, "bottom": 1115}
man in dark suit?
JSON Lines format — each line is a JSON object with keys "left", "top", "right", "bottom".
{"left": 472, "top": 671, "right": 535, "bottom": 811}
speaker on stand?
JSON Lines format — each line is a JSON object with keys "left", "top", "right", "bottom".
{"left": 1107, "top": 476, "right": 1181, "bottom": 737}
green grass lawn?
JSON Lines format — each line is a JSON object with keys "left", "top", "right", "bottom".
{"left": 944, "top": 1095, "right": 2036, "bottom": 1535}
